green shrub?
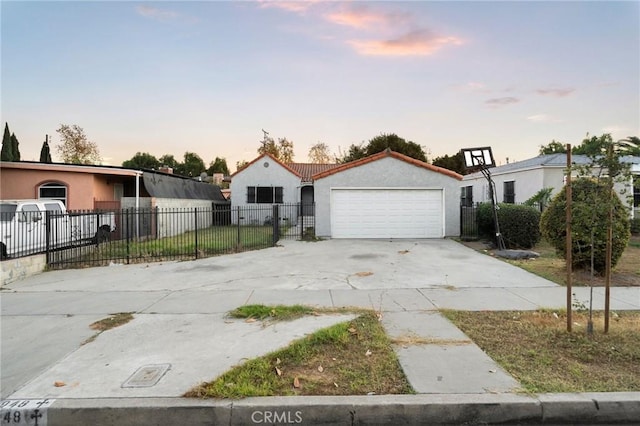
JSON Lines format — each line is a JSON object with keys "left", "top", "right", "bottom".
{"left": 540, "top": 178, "right": 630, "bottom": 274}
{"left": 476, "top": 202, "right": 541, "bottom": 249}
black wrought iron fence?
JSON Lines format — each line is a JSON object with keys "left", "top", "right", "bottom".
{"left": 38, "top": 203, "right": 314, "bottom": 269}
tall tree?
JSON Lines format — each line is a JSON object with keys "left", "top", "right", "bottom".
{"left": 337, "top": 143, "right": 367, "bottom": 164}
{"left": 538, "top": 139, "right": 567, "bottom": 155}
{"left": 122, "top": 152, "right": 160, "bottom": 169}
{"left": 308, "top": 142, "right": 333, "bottom": 164}
{"left": 207, "top": 157, "right": 230, "bottom": 175}
{"left": 1, "top": 123, "right": 14, "bottom": 161}
{"left": 56, "top": 124, "right": 101, "bottom": 164}
{"left": 236, "top": 159, "right": 249, "bottom": 172}
{"left": 158, "top": 154, "right": 179, "bottom": 170}
{"left": 40, "top": 136, "right": 52, "bottom": 163}
{"left": 337, "top": 133, "right": 427, "bottom": 163}
{"left": 432, "top": 152, "right": 466, "bottom": 174}
{"left": 10, "top": 133, "right": 20, "bottom": 161}
{"left": 178, "top": 152, "right": 206, "bottom": 177}
{"left": 257, "top": 135, "right": 295, "bottom": 162}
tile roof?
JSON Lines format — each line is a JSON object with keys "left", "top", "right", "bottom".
{"left": 312, "top": 150, "right": 463, "bottom": 181}
{"left": 286, "top": 163, "right": 341, "bottom": 182}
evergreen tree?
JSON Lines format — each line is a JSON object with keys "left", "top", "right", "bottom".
{"left": 10, "top": 133, "right": 21, "bottom": 161}
{"left": 1, "top": 123, "right": 14, "bottom": 161}
{"left": 40, "top": 138, "right": 53, "bottom": 163}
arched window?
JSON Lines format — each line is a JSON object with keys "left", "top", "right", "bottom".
{"left": 39, "top": 182, "right": 67, "bottom": 206}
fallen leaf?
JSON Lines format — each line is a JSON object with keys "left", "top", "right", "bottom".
{"left": 318, "top": 365, "right": 324, "bottom": 373}
{"left": 376, "top": 312, "right": 383, "bottom": 321}
{"left": 489, "top": 369, "right": 497, "bottom": 373}
{"left": 245, "top": 318, "right": 257, "bottom": 323}
{"left": 275, "top": 367, "right": 282, "bottom": 376}
{"left": 293, "top": 377, "right": 301, "bottom": 388}
{"left": 334, "top": 382, "right": 339, "bottom": 388}
{"left": 54, "top": 381, "right": 66, "bottom": 387}
{"left": 367, "top": 391, "right": 376, "bottom": 395}
{"left": 398, "top": 250, "right": 409, "bottom": 254}
{"left": 332, "top": 357, "right": 337, "bottom": 361}
{"left": 276, "top": 358, "right": 281, "bottom": 365}
{"left": 348, "top": 327, "right": 357, "bottom": 334}
{"left": 355, "top": 271, "right": 373, "bottom": 277}
{"left": 365, "top": 349, "right": 372, "bottom": 357}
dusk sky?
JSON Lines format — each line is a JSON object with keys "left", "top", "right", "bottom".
{"left": 2, "top": 1, "right": 639, "bottom": 170}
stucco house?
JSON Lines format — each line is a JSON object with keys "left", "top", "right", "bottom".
{"left": 0, "top": 161, "right": 228, "bottom": 211}
{"left": 230, "top": 150, "right": 463, "bottom": 239}
{"left": 461, "top": 153, "right": 640, "bottom": 218}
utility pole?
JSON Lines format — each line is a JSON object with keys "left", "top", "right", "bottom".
{"left": 566, "top": 145, "right": 572, "bottom": 333}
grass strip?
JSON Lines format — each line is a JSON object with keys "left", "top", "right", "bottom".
{"left": 185, "top": 311, "right": 413, "bottom": 398}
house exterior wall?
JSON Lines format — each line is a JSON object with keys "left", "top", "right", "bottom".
{"left": 314, "top": 156, "right": 461, "bottom": 238}
{"left": 230, "top": 156, "right": 301, "bottom": 225}
{"left": 1, "top": 168, "right": 99, "bottom": 210}
{"left": 462, "top": 167, "right": 548, "bottom": 205}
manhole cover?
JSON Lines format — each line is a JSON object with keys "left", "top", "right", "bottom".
{"left": 122, "top": 364, "right": 171, "bottom": 388}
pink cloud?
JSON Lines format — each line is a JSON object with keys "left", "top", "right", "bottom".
{"left": 348, "top": 30, "right": 463, "bottom": 57}
{"left": 324, "top": 6, "right": 409, "bottom": 29}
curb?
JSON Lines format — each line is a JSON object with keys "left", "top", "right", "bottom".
{"left": 3, "top": 392, "right": 639, "bottom": 425}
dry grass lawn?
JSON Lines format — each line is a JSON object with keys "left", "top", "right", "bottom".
{"left": 443, "top": 310, "right": 640, "bottom": 393}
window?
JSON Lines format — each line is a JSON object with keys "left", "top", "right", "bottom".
{"left": 20, "top": 204, "right": 41, "bottom": 222}
{"left": 246, "top": 186, "right": 283, "bottom": 204}
{"left": 634, "top": 176, "right": 640, "bottom": 208}
{"left": 460, "top": 186, "right": 473, "bottom": 207}
{"left": 39, "top": 182, "right": 67, "bottom": 206}
{"left": 503, "top": 181, "right": 515, "bottom": 204}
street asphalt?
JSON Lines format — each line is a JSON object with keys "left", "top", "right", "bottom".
{"left": 1, "top": 238, "right": 639, "bottom": 425}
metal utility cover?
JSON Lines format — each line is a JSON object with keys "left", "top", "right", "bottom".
{"left": 122, "top": 364, "right": 171, "bottom": 388}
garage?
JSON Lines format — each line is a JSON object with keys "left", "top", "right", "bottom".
{"left": 330, "top": 188, "right": 444, "bottom": 238}
{"left": 312, "top": 150, "right": 462, "bottom": 239}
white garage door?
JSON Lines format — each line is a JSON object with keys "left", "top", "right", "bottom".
{"left": 331, "top": 188, "right": 444, "bottom": 238}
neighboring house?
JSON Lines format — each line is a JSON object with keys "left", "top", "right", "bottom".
{"left": 0, "top": 161, "right": 228, "bottom": 211}
{"left": 0, "top": 161, "right": 143, "bottom": 210}
{"left": 230, "top": 150, "right": 463, "bottom": 238}
{"left": 461, "top": 154, "right": 640, "bottom": 218}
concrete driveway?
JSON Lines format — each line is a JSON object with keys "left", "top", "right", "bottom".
{"left": 4, "top": 238, "right": 638, "bottom": 403}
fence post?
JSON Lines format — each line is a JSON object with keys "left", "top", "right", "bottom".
{"left": 237, "top": 206, "right": 241, "bottom": 247}
{"left": 272, "top": 205, "right": 279, "bottom": 246}
{"left": 300, "top": 205, "right": 304, "bottom": 240}
{"left": 125, "top": 208, "right": 131, "bottom": 264}
{"left": 45, "top": 210, "right": 51, "bottom": 265}
{"left": 194, "top": 207, "right": 199, "bottom": 259}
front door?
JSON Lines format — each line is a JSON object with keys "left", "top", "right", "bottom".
{"left": 300, "top": 186, "right": 314, "bottom": 216}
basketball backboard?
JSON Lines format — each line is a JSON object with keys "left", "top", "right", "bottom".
{"left": 460, "top": 147, "right": 496, "bottom": 170}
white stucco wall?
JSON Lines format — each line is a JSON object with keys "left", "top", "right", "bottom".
{"left": 462, "top": 167, "right": 549, "bottom": 204}
{"left": 230, "top": 156, "right": 301, "bottom": 225}
{"left": 314, "top": 157, "right": 461, "bottom": 238}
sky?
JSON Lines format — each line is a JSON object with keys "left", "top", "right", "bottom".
{"left": 2, "top": 1, "right": 639, "bottom": 171}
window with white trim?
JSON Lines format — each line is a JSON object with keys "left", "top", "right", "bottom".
{"left": 39, "top": 182, "right": 67, "bottom": 206}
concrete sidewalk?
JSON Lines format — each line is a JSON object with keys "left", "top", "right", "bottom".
{"left": 2, "top": 239, "right": 639, "bottom": 425}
